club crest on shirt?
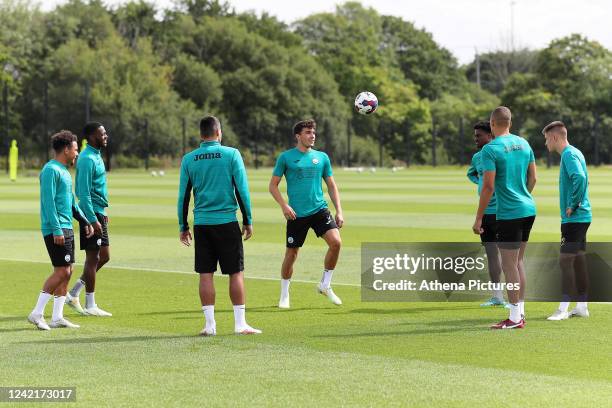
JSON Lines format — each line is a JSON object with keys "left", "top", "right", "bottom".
{"left": 312, "top": 158, "right": 319, "bottom": 165}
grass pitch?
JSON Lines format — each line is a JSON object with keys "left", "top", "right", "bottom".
{"left": 1, "top": 166, "right": 611, "bottom": 407}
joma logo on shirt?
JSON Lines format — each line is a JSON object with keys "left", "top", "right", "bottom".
{"left": 504, "top": 145, "right": 524, "bottom": 153}
{"left": 194, "top": 153, "right": 221, "bottom": 161}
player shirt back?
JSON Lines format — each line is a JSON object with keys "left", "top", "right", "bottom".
{"left": 481, "top": 134, "right": 536, "bottom": 220}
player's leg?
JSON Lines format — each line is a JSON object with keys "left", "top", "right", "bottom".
{"left": 313, "top": 210, "right": 342, "bottom": 305}
{"left": 218, "top": 222, "right": 260, "bottom": 334}
{"left": 570, "top": 223, "right": 590, "bottom": 317}
{"left": 480, "top": 215, "right": 505, "bottom": 306}
{"left": 195, "top": 225, "right": 217, "bottom": 336}
{"left": 279, "top": 248, "right": 299, "bottom": 308}
{"left": 516, "top": 216, "right": 535, "bottom": 319}
{"left": 491, "top": 219, "right": 523, "bottom": 329}
{"left": 30, "top": 230, "right": 79, "bottom": 329}
{"left": 278, "top": 217, "right": 308, "bottom": 309}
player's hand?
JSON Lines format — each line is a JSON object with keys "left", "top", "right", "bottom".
{"left": 53, "top": 234, "right": 65, "bottom": 245}
{"left": 85, "top": 224, "right": 94, "bottom": 238}
{"left": 472, "top": 218, "right": 483, "bottom": 235}
{"left": 180, "top": 230, "right": 192, "bottom": 247}
{"left": 92, "top": 221, "right": 103, "bottom": 236}
{"left": 282, "top": 205, "right": 297, "bottom": 221}
{"left": 335, "top": 212, "right": 344, "bottom": 228}
{"left": 566, "top": 207, "right": 573, "bottom": 217}
{"left": 242, "top": 224, "right": 253, "bottom": 241}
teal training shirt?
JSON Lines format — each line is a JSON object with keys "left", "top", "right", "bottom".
{"left": 272, "top": 148, "right": 333, "bottom": 218}
{"left": 76, "top": 144, "right": 109, "bottom": 223}
{"left": 467, "top": 150, "right": 497, "bottom": 215}
{"left": 481, "top": 134, "right": 536, "bottom": 220}
{"left": 40, "top": 160, "right": 88, "bottom": 236}
{"left": 178, "top": 141, "right": 252, "bottom": 231}
{"left": 560, "top": 145, "right": 592, "bottom": 224}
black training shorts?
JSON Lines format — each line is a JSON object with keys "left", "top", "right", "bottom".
{"left": 194, "top": 222, "right": 244, "bottom": 275}
{"left": 43, "top": 228, "right": 75, "bottom": 267}
{"left": 286, "top": 208, "right": 337, "bottom": 248}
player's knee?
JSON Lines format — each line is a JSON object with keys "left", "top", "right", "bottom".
{"left": 329, "top": 238, "right": 342, "bottom": 252}
{"left": 99, "top": 253, "right": 110, "bottom": 266}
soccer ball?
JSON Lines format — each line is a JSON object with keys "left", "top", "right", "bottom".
{"left": 354, "top": 91, "right": 378, "bottom": 115}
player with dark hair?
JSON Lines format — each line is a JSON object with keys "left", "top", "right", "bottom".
{"left": 269, "top": 119, "right": 344, "bottom": 309}
{"left": 28, "top": 131, "right": 93, "bottom": 330}
{"left": 178, "top": 115, "right": 260, "bottom": 336}
{"left": 66, "top": 122, "right": 112, "bottom": 316}
{"left": 467, "top": 121, "right": 505, "bottom": 307}
{"left": 472, "top": 106, "right": 537, "bottom": 329}
{"left": 543, "top": 121, "right": 592, "bottom": 321}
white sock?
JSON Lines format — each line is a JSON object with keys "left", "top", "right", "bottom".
{"left": 493, "top": 289, "right": 504, "bottom": 301}
{"left": 233, "top": 304, "right": 246, "bottom": 328}
{"left": 280, "top": 279, "right": 291, "bottom": 299}
{"left": 559, "top": 301, "right": 570, "bottom": 312}
{"left": 202, "top": 305, "right": 215, "bottom": 329}
{"left": 577, "top": 302, "right": 588, "bottom": 310}
{"left": 32, "top": 291, "right": 52, "bottom": 316}
{"left": 52, "top": 296, "right": 66, "bottom": 321}
{"left": 69, "top": 279, "right": 85, "bottom": 297}
{"left": 320, "top": 269, "right": 334, "bottom": 289}
{"left": 509, "top": 303, "right": 521, "bottom": 323}
{"left": 519, "top": 300, "right": 525, "bottom": 316}
{"left": 85, "top": 292, "right": 96, "bottom": 309}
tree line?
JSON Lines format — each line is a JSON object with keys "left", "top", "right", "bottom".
{"left": 1, "top": 0, "right": 610, "bottom": 167}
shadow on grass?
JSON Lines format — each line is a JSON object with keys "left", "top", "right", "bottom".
{"left": 0, "top": 316, "right": 27, "bottom": 322}
{"left": 0, "top": 327, "right": 35, "bottom": 333}
{"left": 16, "top": 334, "right": 234, "bottom": 345}
{"left": 312, "top": 325, "right": 487, "bottom": 338}
{"left": 347, "top": 305, "right": 481, "bottom": 315}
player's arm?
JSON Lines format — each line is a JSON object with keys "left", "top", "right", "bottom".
{"left": 324, "top": 176, "right": 343, "bottom": 228}
{"left": 527, "top": 162, "right": 537, "bottom": 193}
{"left": 269, "top": 154, "right": 296, "bottom": 220}
{"left": 466, "top": 160, "right": 479, "bottom": 185}
{"left": 76, "top": 158, "right": 102, "bottom": 235}
{"left": 232, "top": 150, "right": 253, "bottom": 240}
{"left": 564, "top": 154, "right": 587, "bottom": 216}
{"left": 473, "top": 147, "right": 495, "bottom": 234}
{"left": 177, "top": 157, "right": 193, "bottom": 246}
{"left": 72, "top": 193, "right": 93, "bottom": 238}
{"left": 40, "top": 168, "right": 64, "bottom": 244}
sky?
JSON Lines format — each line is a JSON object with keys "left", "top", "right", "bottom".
{"left": 40, "top": 0, "right": 612, "bottom": 65}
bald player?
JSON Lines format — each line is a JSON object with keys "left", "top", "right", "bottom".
{"left": 542, "top": 121, "right": 592, "bottom": 321}
{"left": 472, "top": 106, "right": 537, "bottom": 329}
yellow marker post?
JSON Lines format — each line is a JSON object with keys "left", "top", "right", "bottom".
{"left": 9, "top": 139, "right": 18, "bottom": 182}
{"left": 81, "top": 139, "right": 88, "bottom": 152}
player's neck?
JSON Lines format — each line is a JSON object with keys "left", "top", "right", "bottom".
{"left": 296, "top": 144, "right": 311, "bottom": 153}
{"left": 557, "top": 140, "right": 570, "bottom": 154}
{"left": 53, "top": 155, "right": 69, "bottom": 167}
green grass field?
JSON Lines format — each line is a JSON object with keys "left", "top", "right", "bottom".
{"left": 1, "top": 166, "right": 611, "bottom": 407}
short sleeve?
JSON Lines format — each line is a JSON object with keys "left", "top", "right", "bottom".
{"left": 322, "top": 154, "right": 333, "bottom": 178}
{"left": 272, "top": 153, "right": 286, "bottom": 177}
{"left": 481, "top": 145, "right": 496, "bottom": 172}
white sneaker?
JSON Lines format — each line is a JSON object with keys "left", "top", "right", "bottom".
{"left": 49, "top": 317, "right": 80, "bottom": 328}
{"left": 547, "top": 309, "right": 569, "bottom": 321}
{"left": 27, "top": 313, "right": 50, "bottom": 331}
{"left": 65, "top": 294, "right": 86, "bottom": 315}
{"left": 569, "top": 307, "right": 590, "bottom": 318}
{"left": 278, "top": 295, "right": 290, "bottom": 309}
{"left": 235, "top": 325, "right": 262, "bottom": 335}
{"left": 84, "top": 306, "right": 112, "bottom": 317}
{"left": 199, "top": 327, "right": 216, "bottom": 336}
{"left": 317, "top": 285, "right": 342, "bottom": 305}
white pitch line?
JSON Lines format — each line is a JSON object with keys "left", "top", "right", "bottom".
{"left": 0, "top": 257, "right": 361, "bottom": 287}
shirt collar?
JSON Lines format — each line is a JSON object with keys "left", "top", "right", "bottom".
{"left": 200, "top": 141, "right": 220, "bottom": 147}
{"left": 85, "top": 144, "right": 101, "bottom": 154}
